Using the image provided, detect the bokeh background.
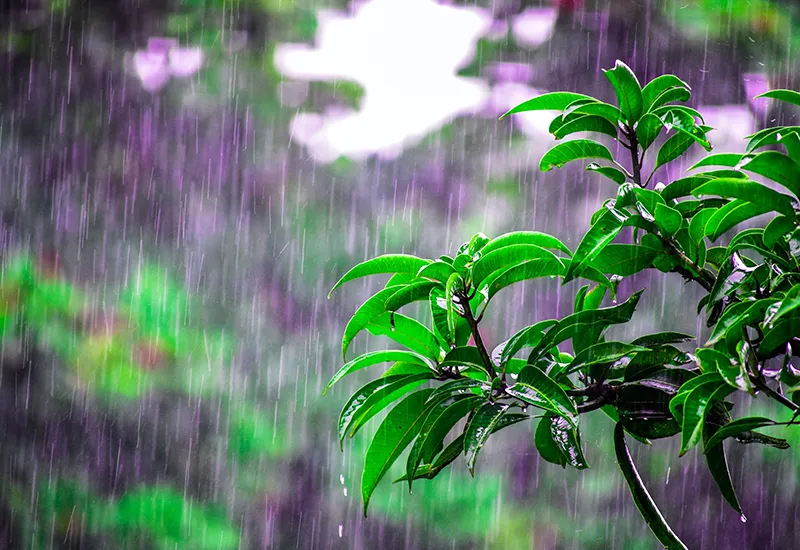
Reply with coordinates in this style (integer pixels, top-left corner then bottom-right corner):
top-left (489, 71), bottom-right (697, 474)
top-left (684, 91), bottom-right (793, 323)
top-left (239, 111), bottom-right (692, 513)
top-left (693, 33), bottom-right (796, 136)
top-left (2, 0), bottom-right (800, 548)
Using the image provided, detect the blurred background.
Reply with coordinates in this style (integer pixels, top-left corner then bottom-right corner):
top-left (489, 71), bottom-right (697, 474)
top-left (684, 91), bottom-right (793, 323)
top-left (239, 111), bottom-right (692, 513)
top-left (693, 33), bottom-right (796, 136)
top-left (2, 0), bottom-right (800, 548)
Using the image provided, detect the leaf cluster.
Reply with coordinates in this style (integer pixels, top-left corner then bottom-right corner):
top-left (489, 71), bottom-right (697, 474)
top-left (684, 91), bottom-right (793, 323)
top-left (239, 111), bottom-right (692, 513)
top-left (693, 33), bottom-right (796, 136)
top-left (328, 61), bottom-right (800, 548)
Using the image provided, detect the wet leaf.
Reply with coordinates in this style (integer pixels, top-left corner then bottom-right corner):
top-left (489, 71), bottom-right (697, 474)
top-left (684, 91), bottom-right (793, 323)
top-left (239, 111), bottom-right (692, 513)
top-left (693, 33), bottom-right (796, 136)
top-left (590, 244), bottom-right (659, 276)
top-left (362, 389), bottom-right (434, 516)
top-left (550, 416), bottom-right (589, 469)
top-left (500, 91), bottom-right (594, 119)
top-left (704, 422), bottom-right (743, 516)
top-left (384, 281), bottom-right (438, 311)
top-left (329, 254), bottom-right (430, 297)
top-left (471, 244), bottom-right (565, 287)
top-left (340, 373), bottom-right (433, 445)
top-left (756, 89), bottom-right (800, 108)
top-left (695, 348), bottom-right (753, 394)
top-left (480, 231), bottom-right (572, 257)
top-left (539, 140), bottom-right (614, 172)
top-left (705, 416), bottom-right (782, 450)
top-left (694, 179), bottom-right (796, 217)
top-left (604, 60), bottom-right (643, 123)
top-left (654, 203), bottom-right (682, 235)
top-left (586, 162), bottom-right (627, 184)
top-left (535, 415), bottom-right (567, 467)
top-left (508, 365), bottom-right (578, 427)
top-left (564, 208), bottom-right (625, 283)
top-left (553, 115), bottom-right (617, 140)
top-left (324, 350), bottom-right (433, 395)
top-left (464, 402), bottom-right (509, 475)
top-left (642, 74), bottom-right (691, 111)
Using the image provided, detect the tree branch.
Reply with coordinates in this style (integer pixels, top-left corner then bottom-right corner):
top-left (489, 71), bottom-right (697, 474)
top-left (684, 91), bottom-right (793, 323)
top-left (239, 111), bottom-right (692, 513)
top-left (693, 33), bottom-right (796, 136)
top-left (460, 292), bottom-right (498, 380)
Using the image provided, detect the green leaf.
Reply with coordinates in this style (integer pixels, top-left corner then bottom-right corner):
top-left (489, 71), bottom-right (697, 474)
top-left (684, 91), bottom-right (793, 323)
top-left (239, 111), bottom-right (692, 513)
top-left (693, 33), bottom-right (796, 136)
top-left (703, 421), bottom-right (743, 517)
top-left (464, 402), bottom-right (510, 475)
top-left (586, 162), bottom-right (627, 184)
top-left (535, 416), bottom-right (567, 467)
top-left (590, 244), bottom-right (659, 276)
top-left (362, 388), bottom-right (434, 516)
top-left (445, 273), bottom-right (464, 339)
top-left (499, 320), bottom-right (559, 367)
top-left (661, 175), bottom-right (717, 202)
top-left (342, 288), bottom-right (402, 359)
top-left (338, 375), bottom-right (421, 449)
top-left (699, 151), bottom-right (800, 198)
top-left (366, 312), bottom-right (442, 360)
top-left (654, 203), bottom-right (683, 235)
top-left (771, 284), bottom-right (800, 324)
top-left (480, 231), bottom-right (572, 257)
top-left (756, 89), bottom-right (800, 107)
top-left (759, 315), bottom-right (800, 357)
top-left (417, 260), bottom-right (456, 284)
top-left (694, 179), bottom-right (797, 217)
top-left (345, 373), bottom-right (435, 442)
top-left (324, 350), bottom-right (434, 395)
top-left (635, 113), bottom-right (664, 151)
top-left (705, 416), bottom-right (781, 450)
top-left (467, 232), bottom-right (491, 255)
top-left (642, 74), bottom-right (691, 111)
top-left (763, 215), bottom-right (796, 249)
top-left (540, 140), bottom-right (614, 172)
top-left (704, 200), bottom-right (772, 241)
top-left (480, 258), bottom-right (567, 302)
top-left (614, 423), bottom-right (689, 550)
top-left (529, 290), bottom-right (644, 365)
top-left (553, 115), bottom-right (617, 140)
top-left (564, 208), bottom-right (625, 283)
top-left (655, 131), bottom-right (696, 170)
top-left (688, 208), bottom-right (716, 245)
top-left (407, 395), bottom-right (485, 486)
top-left (500, 92), bottom-right (594, 119)
top-left (564, 100), bottom-right (625, 124)
top-left (471, 244), bottom-right (565, 287)
top-left (660, 109), bottom-right (711, 151)
top-left (706, 298), bottom-right (776, 347)
top-left (565, 341), bottom-right (649, 375)
top-left (440, 346), bottom-right (492, 378)
top-left (508, 365), bottom-right (578, 427)
top-left (695, 348), bottom-right (753, 394)
top-left (604, 60), bottom-right (643, 123)
top-left (679, 383), bottom-right (733, 456)
top-left (329, 255), bottom-right (430, 297)
top-left (669, 372), bottom-right (723, 422)
top-left (631, 332), bottom-right (694, 346)
top-left (384, 281), bottom-right (438, 311)
top-left (649, 87), bottom-right (692, 111)
top-left (549, 416), bottom-right (590, 469)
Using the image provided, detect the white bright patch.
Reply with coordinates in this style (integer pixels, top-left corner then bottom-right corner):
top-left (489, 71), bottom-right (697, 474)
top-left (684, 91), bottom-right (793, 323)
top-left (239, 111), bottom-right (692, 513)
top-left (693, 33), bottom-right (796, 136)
top-left (699, 105), bottom-right (755, 151)
top-left (129, 38), bottom-right (204, 93)
top-left (274, 0), bottom-right (492, 163)
top-left (512, 7), bottom-right (558, 49)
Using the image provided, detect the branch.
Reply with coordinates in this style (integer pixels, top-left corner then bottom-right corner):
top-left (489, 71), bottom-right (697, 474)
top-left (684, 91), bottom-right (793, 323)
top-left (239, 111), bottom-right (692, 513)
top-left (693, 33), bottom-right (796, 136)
top-left (624, 126), bottom-right (644, 188)
top-left (621, 126), bottom-right (716, 293)
top-left (460, 292), bottom-right (498, 380)
top-left (753, 375), bottom-right (800, 414)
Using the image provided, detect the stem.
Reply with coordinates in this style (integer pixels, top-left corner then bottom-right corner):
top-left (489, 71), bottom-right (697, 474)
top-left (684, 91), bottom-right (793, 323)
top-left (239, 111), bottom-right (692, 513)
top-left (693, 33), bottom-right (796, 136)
top-left (625, 126), bottom-right (644, 188)
top-left (460, 292), bottom-right (498, 380)
top-left (623, 126), bottom-right (716, 293)
top-left (577, 396), bottom-right (608, 414)
top-left (753, 375), bottom-right (800, 413)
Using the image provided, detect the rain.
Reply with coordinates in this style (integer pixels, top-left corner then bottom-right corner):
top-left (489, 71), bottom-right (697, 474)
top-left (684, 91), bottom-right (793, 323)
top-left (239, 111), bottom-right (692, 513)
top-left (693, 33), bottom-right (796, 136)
top-left (1, 0), bottom-right (799, 548)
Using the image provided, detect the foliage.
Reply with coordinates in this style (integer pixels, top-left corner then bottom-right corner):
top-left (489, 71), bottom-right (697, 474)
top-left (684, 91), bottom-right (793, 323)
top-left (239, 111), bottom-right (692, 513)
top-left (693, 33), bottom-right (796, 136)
top-left (328, 60), bottom-right (800, 548)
